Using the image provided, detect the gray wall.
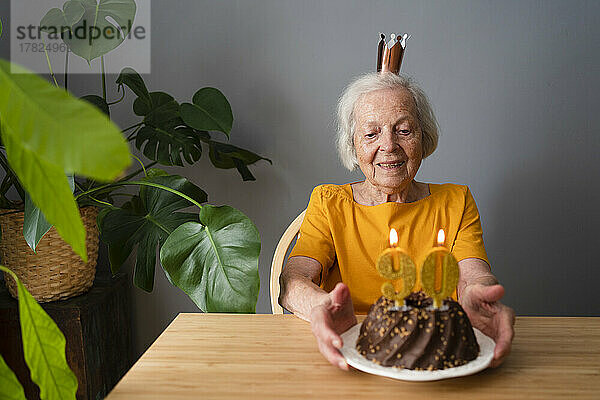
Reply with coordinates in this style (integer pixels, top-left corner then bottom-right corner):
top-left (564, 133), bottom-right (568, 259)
top-left (1, 0), bottom-right (599, 358)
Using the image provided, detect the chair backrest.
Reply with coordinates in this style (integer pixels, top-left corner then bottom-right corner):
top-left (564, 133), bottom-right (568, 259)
top-left (270, 209), bottom-right (306, 314)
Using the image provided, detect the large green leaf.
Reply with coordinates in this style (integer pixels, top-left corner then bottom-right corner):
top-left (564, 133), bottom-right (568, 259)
top-left (0, 267), bottom-right (77, 400)
top-left (160, 205), bottom-right (260, 313)
top-left (0, 353), bottom-right (26, 400)
top-left (61, 0), bottom-right (137, 62)
top-left (98, 173), bottom-right (207, 291)
top-left (0, 60), bottom-right (130, 259)
top-left (23, 176), bottom-right (74, 252)
top-left (180, 88), bottom-right (233, 138)
top-left (208, 140), bottom-right (272, 181)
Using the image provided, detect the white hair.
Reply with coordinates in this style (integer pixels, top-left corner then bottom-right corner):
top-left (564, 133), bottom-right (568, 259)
top-left (336, 72), bottom-right (439, 170)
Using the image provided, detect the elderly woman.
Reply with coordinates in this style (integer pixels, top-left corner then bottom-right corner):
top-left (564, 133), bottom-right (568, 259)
top-left (279, 72), bottom-right (515, 371)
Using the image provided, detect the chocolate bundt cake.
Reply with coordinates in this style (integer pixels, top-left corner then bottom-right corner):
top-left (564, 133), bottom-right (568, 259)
top-left (355, 292), bottom-right (480, 370)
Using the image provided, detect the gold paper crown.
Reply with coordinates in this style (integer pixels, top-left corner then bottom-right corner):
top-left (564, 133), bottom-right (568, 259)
top-left (377, 33), bottom-right (410, 74)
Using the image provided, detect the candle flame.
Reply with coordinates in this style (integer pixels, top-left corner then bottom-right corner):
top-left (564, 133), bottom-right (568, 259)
top-left (437, 229), bottom-right (445, 246)
top-left (389, 228), bottom-right (398, 247)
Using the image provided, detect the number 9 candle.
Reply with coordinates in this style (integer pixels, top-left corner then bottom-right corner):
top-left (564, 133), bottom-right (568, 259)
top-left (421, 229), bottom-right (459, 308)
top-left (375, 228), bottom-right (416, 307)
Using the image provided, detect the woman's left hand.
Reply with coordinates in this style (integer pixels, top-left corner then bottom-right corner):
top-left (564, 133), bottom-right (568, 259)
top-left (459, 284), bottom-right (515, 367)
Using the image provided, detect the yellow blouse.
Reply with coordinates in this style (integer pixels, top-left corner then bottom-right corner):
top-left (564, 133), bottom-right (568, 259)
top-left (288, 182), bottom-right (490, 314)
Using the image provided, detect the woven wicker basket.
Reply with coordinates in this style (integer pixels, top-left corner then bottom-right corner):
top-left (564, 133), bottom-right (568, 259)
top-left (0, 206), bottom-right (100, 302)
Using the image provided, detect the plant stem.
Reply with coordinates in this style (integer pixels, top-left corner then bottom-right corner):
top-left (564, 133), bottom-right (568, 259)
top-left (73, 157), bottom-right (158, 201)
top-left (76, 181), bottom-right (204, 210)
top-left (126, 125), bottom-right (142, 141)
top-left (0, 153), bottom-right (25, 202)
top-left (11, 175), bottom-right (25, 202)
top-left (0, 174), bottom-right (12, 195)
top-left (131, 154), bottom-right (148, 176)
top-left (88, 196), bottom-right (113, 207)
top-left (101, 55), bottom-right (106, 101)
top-left (119, 161), bottom-right (157, 182)
top-left (0, 155), bottom-right (23, 203)
top-left (132, 181), bottom-right (205, 209)
top-left (0, 265), bottom-right (17, 281)
top-left (108, 193), bottom-right (136, 197)
top-left (0, 175), bottom-right (20, 202)
top-left (42, 38), bottom-right (59, 87)
top-left (121, 122), bottom-right (143, 133)
top-left (107, 89), bottom-right (126, 106)
top-left (64, 48), bottom-right (69, 91)
top-left (74, 181), bottom-right (87, 194)
top-left (0, 151), bottom-right (11, 173)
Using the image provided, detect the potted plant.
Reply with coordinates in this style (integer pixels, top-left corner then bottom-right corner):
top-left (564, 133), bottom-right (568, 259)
top-left (0, 0), bottom-right (270, 312)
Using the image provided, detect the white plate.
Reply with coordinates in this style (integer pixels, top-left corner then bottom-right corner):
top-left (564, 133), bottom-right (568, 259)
top-left (339, 322), bottom-right (495, 381)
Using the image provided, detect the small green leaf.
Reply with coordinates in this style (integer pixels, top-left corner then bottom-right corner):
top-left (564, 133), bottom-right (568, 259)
top-left (180, 88), bottom-right (233, 137)
top-left (160, 205), bottom-right (260, 312)
top-left (116, 67), bottom-right (151, 109)
top-left (208, 140), bottom-right (272, 181)
top-left (24, 193), bottom-right (52, 252)
top-left (0, 353), bottom-right (26, 400)
top-left (0, 266), bottom-right (78, 400)
top-left (24, 176), bottom-right (74, 252)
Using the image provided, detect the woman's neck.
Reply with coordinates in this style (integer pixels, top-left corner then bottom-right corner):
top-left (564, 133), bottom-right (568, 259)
top-left (353, 180), bottom-right (428, 206)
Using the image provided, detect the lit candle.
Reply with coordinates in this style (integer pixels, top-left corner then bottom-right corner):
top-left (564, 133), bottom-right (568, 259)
top-left (420, 229), bottom-right (459, 308)
top-left (375, 228), bottom-right (416, 307)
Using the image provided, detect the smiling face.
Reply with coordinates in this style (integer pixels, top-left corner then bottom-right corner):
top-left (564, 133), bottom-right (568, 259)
top-left (353, 88), bottom-right (423, 194)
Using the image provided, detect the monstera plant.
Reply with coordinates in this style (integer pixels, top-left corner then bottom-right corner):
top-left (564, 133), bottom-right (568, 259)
top-left (79, 68), bottom-right (269, 312)
top-left (0, 0), bottom-right (271, 312)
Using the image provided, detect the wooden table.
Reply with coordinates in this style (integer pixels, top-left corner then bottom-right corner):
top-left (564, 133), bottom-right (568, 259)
top-left (107, 314), bottom-right (600, 399)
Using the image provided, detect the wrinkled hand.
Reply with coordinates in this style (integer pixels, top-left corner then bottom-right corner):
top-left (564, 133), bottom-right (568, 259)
top-left (309, 283), bottom-right (357, 370)
top-left (460, 284), bottom-right (515, 367)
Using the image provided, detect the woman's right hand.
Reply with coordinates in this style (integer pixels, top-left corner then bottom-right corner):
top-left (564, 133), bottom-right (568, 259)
top-left (309, 282), bottom-right (357, 370)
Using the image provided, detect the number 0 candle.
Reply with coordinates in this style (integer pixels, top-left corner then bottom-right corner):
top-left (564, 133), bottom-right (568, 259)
top-left (375, 228), bottom-right (416, 306)
top-left (421, 229), bottom-right (459, 308)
